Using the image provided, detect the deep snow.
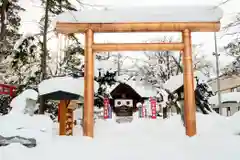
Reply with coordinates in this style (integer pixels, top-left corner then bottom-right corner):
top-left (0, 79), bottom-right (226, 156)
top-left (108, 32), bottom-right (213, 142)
top-left (1, 81), bottom-right (240, 160)
top-left (1, 111), bottom-right (240, 160)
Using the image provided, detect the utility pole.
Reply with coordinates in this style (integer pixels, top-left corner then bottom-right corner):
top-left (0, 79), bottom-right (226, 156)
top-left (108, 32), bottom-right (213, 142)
top-left (213, 32), bottom-right (222, 115)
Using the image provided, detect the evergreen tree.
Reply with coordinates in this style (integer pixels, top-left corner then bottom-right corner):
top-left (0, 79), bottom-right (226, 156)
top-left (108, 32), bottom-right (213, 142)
top-left (94, 70), bottom-right (117, 108)
top-left (9, 35), bottom-right (41, 93)
top-left (0, 0), bottom-right (25, 115)
top-left (0, 0), bottom-right (24, 79)
top-left (0, 0), bottom-right (24, 48)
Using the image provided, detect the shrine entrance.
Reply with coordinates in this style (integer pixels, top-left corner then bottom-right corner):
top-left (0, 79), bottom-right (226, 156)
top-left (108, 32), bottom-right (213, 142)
top-left (55, 6), bottom-right (223, 138)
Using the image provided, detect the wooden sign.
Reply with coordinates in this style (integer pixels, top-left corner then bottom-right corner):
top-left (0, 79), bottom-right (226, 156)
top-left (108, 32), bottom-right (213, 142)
top-left (114, 99), bottom-right (133, 117)
top-left (67, 100), bottom-right (79, 110)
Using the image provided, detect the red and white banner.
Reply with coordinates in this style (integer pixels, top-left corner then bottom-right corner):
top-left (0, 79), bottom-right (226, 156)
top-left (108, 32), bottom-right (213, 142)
top-left (103, 98), bottom-right (109, 119)
top-left (150, 97), bottom-right (157, 119)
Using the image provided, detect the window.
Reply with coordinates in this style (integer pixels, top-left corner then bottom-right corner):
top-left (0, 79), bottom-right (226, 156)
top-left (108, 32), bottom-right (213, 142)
top-left (227, 107), bottom-right (231, 116)
top-left (231, 86), bottom-right (240, 92)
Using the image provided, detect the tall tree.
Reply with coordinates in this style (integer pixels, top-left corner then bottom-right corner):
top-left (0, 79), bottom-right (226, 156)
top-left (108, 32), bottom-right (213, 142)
top-left (0, 0), bottom-right (25, 84)
top-left (38, 0), bottom-right (50, 114)
top-left (0, 0), bottom-right (10, 41)
top-left (37, 0), bottom-right (77, 113)
top-left (0, 0), bottom-right (24, 58)
top-left (0, 0), bottom-right (25, 115)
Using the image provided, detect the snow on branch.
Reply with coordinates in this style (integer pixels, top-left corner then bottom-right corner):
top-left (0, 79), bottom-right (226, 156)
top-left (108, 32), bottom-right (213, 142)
top-left (14, 33), bottom-right (35, 50)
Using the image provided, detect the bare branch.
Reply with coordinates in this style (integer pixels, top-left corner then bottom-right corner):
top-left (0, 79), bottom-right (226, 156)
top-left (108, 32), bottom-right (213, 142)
top-left (75, 0), bottom-right (107, 8)
top-left (216, 0), bottom-right (231, 7)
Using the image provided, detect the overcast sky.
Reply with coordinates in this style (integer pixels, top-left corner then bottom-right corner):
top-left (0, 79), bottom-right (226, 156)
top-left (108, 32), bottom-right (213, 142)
top-left (19, 0), bottom-right (240, 74)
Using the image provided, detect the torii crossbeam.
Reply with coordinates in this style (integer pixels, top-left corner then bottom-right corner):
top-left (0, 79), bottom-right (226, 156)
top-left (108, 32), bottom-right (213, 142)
top-left (55, 5), bottom-right (223, 138)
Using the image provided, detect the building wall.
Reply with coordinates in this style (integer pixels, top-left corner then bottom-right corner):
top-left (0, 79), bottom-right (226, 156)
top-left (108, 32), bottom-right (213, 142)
top-left (208, 75), bottom-right (240, 116)
top-left (212, 103), bottom-right (240, 116)
top-left (208, 75), bottom-right (240, 93)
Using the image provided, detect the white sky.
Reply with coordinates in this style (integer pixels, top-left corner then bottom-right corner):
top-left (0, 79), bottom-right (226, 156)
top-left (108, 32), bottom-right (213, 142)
top-left (19, 0), bottom-right (240, 74)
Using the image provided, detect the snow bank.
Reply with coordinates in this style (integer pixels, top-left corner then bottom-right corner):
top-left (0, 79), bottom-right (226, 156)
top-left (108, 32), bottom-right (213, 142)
top-left (2, 112), bottom-right (240, 160)
top-left (38, 76), bottom-right (99, 97)
top-left (10, 89), bottom-right (38, 115)
top-left (0, 110), bottom-right (240, 160)
top-left (2, 94), bottom-right (240, 160)
top-left (226, 111), bottom-right (240, 135)
top-left (55, 6), bottom-right (223, 24)
top-left (0, 89), bottom-right (53, 143)
top-left (0, 114), bottom-right (53, 143)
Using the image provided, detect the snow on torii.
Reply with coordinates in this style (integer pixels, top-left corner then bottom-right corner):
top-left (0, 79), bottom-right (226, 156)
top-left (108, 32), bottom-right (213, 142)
top-left (54, 5), bottom-right (223, 138)
top-left (54, 6), bottom-right (223, 33)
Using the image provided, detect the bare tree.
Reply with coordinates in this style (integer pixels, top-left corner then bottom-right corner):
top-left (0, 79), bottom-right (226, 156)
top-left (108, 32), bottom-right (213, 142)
top-left (133, 41), bottom-right (212, 86)
top-left (192, 44), bottom-right (213, 77)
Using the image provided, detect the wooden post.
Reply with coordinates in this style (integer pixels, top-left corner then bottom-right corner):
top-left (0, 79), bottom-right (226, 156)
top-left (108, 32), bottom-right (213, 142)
top-left (59, 100), bottom-right (67, 135)
top-left (66, 108), bottom-right (74, 136)
top-left (92, 43), bottom-right (184, 52)
top-left (83, 28), bottom-right (94, 137)
top-left (182, 29), bottom-right (197, 137)
top-left (58, 103), bottom-right (60, 122)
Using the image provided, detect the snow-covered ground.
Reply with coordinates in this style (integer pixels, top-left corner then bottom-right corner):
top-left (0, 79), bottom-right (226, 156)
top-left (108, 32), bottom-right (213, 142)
top-left (1, 111), bottom-right (240, 160)
top-left (1, 77), bottom-right (240, 160)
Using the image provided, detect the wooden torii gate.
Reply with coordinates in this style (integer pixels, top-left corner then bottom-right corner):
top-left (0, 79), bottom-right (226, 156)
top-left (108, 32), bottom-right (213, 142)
top-left (55, 6), bottom-right (223, 138)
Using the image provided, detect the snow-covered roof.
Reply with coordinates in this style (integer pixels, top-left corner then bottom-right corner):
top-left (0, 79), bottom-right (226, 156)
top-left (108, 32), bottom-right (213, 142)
top-left (163, 71), bottom-right (209, 93)
top-left (163, 74), bottom-right (184, 93)
top-left (209, 92), bottom-right (240, 105)
top-left (126, 80), bottom-right (157, 98)
top-left (55, 6), bottom-right (223, 23)
top-left (38, 76), bottom-right (99, 97)
top-left (108, 77), bottom-right (157, 98)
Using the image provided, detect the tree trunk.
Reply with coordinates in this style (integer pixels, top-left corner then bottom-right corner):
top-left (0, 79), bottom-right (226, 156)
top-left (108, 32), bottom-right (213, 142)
top-left (166, 51), bottom-right (170, 79)
top-left (174, 54), bottom-right (183, 74)
top-left (117, 53), bottom-right (121, 76)
top-left (39, 0), bottom-right (49, 114)
top-left (163, 107), bottom-right (168, 119)
top-left (0, 0), bottom-right (10, 57)
top-left (0, 0), bottom-right (9, 41)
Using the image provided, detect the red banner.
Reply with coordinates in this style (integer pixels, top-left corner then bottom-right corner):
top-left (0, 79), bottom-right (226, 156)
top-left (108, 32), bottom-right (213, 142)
top-left (150, 97), bottom-right (157, 119)
top-left (103, 98), bottom-right (109, 119)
